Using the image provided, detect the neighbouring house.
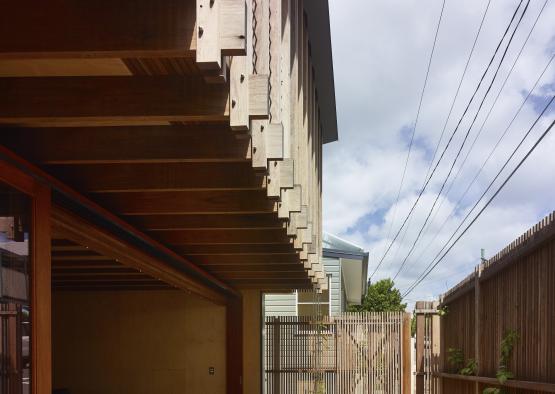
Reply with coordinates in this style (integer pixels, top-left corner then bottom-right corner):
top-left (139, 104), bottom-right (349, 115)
top-left (0, 1), bottom-right (337, 394)
top-left (264, 233), bottom-right (369, 317)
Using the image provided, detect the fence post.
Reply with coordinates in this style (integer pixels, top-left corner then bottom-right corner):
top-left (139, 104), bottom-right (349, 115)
top-left (415, 301), bottom-right (441, 394)
top-left (415, 302), bottom-right (426, 394)
top-left (402, 313), bottom-right (412, 394)
top-left (272, 316), bottom-right (280, 394)
top-left (474, 263), bottom-right (483, 394)
top-left (431, 301), bottom-right (441, 394)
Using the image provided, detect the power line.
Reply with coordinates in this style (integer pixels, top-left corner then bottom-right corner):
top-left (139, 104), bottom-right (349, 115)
top-left (379, 0), bottom-right (493, 278)
top-left (403, 96), bottom-right (555, 298)
top-left (380, 0), bottom-right (447, 264)
top-left (371, 0), bottom-right (525, 280)
top-left (392, 0), bottom-right (531, 281)
top-left (403, 5), bottom-right (552, 276)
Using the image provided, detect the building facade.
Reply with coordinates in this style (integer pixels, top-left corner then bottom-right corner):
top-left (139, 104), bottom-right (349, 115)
top-left (0, 1), bottom-right (337, 393)
top-left (264, 233), bottom-right (369, 317)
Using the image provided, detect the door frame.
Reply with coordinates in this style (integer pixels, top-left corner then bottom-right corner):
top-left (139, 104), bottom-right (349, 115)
top-left (0, 158), bottom-right (51, 394)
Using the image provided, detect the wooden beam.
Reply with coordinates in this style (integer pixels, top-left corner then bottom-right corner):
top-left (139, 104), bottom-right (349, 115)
top-left (217, 271), bottom-right (307, 280)
top-left (0, 125), bottom-right (250, 164)
top-left (97, 190), bottom-right (275, 215)
top-left (172, 243), bottom-right (295, 255)
top-left (44, 162), bottom-right (265, 192)
top-left (0, 0), bottom-right (245, 59)
top-left (150, 228), bottom-right (290, 245)
top-left (226, 296), bottom-right (243, 394)
top-left (188, 253), bottom-right (300, 265)
top-left (126, 213), bottom-right (283, 230)
top-left (51, 206), bottom-right (231, 304)
top-left (0, 76), bottom-right (229, 126)
top-left (52, 284), bottom-right (173, 291)
top-left (234, 282), bottom-right (312, 290)
top-left (437, 373), bottom-right (555, 392)
top-left (203, 264), bottom-right (304, 272)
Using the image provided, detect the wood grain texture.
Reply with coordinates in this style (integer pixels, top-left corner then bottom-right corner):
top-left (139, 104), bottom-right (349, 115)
top-left (0, 76), bottom-right (229, 125)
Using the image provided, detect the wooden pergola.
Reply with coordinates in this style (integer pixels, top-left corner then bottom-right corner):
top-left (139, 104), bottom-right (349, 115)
top-left (0, 1), bottom-right (339, 393)
top-left (0, 0), bottom-right (337, 297)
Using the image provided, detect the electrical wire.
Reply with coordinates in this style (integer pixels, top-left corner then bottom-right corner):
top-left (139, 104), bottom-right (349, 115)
top-left (403, 96), bottom-right (555, 298)
top-left (406, 0), bottom-right (551, 271)
top-left (380, 0), bottom-right (447, 265)
top-left (392, 0), bottom-right (531, 281)
top-left (371, 0), bottom-right (525, 280)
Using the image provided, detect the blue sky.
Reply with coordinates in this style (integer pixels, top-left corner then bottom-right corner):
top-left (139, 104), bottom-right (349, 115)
top-left (324, 0), bottom-right (555, 307)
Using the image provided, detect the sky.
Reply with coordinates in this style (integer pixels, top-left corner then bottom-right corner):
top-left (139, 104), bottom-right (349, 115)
top-left (324, 0), bottom-right (555, 308)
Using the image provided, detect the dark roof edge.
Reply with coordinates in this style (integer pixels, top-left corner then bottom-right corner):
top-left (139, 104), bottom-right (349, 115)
top-left (304, 0), bottom-right (338, 144)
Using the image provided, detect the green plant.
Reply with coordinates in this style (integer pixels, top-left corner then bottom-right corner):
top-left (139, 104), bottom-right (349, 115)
top-left (499, 330), bottom-right (519, 367)
top-left (460, 358), bottom-right (477, 376)
top-left (447, 348), bottom-right (464, 372)
top-left (437, 305), bottom-right (449, 316)
top-left (483, 329), bottom-right (520, 393)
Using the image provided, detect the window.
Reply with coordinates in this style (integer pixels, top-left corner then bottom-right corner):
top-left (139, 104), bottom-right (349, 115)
top-left (296, 276), bottom-right (331, 317)
top-left (1, 182), bottom-right (32, 393)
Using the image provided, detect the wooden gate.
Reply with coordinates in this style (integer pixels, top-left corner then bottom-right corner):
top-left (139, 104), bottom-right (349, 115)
top-left (264, 312), bottom-right (411, 393)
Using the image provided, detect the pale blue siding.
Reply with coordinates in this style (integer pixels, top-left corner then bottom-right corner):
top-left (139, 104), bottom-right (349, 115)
top-left (264, 293), bottom-right (296, 316)
top-left (264, 257), bottom-right (346, 316)
top-left (323, 257), bottom-right (342, 316)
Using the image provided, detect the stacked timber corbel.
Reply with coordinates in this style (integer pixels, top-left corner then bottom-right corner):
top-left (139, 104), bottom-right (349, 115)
top-left (0, 0), bottom-right (327, 291)
top-left (223, 0), bottom-right (327, 290)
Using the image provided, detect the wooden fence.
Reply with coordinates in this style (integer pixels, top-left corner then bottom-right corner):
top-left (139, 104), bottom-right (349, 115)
top-left (264, 312), bottom-right (411, 393)
top-left (416, 211), bottom-right (555, 394)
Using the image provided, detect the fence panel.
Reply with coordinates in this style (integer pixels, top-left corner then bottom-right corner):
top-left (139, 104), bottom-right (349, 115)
top-left (264, 312), bottom-right (410, 393)
top-left (416, 211), bottom-right (555, 394)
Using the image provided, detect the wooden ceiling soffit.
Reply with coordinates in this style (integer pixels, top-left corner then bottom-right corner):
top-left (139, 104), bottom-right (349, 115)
top-left (0, 126), bottom-right (251, 164)
top-left (51, 206), bottom-right (229, 304)
top-left (94, 190), bottom-right (276, 215)
top-left (126, 213), bottom-right (283, 231)
top-left (0, 76), bottom-right (229, 126)
top-left (171, 243), bottom-right (296, 255)
top-left (0, 0), bottom-right (245, 59)
top-left (42, 162), bottom-right (265, 192)
top-left (149, 228), bottom-right (290, 245)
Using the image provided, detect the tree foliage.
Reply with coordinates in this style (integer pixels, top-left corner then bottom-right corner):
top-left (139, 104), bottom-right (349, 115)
top-left (348, 278), bottom-right (407, 312)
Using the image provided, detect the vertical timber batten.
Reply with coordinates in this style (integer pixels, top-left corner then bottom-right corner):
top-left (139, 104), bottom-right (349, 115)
top-left (0, 158), bottom-right (52, 394)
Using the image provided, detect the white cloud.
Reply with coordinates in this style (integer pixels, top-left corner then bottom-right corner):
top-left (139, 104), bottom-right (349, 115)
top-left (324, 0), bottom-right (555, 308)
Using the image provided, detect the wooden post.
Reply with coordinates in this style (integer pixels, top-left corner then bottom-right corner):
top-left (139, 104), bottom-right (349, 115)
top-left (273, 316), bottom-right (281, 394)
top-left (402, 313), bottom-right (412, 394)
top-left (474, 263), bottom-right (483, 394)
top-left (431, 301), bottom-right (441, 394)
top-left (226, 296), bottom-right (243, 394)
top-left (415, 302), bottom-right (426, 394)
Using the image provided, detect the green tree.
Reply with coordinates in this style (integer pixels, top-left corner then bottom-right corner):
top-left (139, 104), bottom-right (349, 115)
top-left (348, 278), bottom-right (407, 312)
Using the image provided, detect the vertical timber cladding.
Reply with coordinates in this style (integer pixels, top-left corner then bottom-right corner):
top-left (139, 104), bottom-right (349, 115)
top-left (416, 211), bottom-right (555, 393)
top-left (264, 312), bottom-right (411, 393)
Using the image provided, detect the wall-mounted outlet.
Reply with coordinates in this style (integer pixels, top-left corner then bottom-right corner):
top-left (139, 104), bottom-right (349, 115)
top-left (209, 367), bottom-right (215, 375)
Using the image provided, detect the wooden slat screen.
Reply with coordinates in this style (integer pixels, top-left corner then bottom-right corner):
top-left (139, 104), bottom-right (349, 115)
top-left (264, 312), bottom-right (409, 393)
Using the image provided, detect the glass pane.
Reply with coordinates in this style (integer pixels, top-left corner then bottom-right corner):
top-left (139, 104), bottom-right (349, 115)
top-left (297, 290), bottom-right (329, 303)
top-left (298, 304), bottom-right (329, 317)
top-left (0, 182), bottom-right (31, 394)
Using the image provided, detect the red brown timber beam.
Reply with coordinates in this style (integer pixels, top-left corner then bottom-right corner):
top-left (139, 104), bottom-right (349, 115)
top-left (0, 76), bottom-right (229, 126)
top-left (171, 243), bottom-right (296, 255)
top-left (43, 162), bottom-right (265, 192)
top-left (126, 213), bottom-right (283, 230)
top-left (94, 190), bottom-right (276, 215)
top-left (0, 145), bottom-right (238, 304)
top-left (187, 254), bottom-right (300, 265)
top-left (202, 264), bottom-right (305, 273)
top-left (0, 0), bottom-right (245, 59)
top-left (0, 126), bottom-right (251, 164)
top-left (149, 228), bottom-right (290, 245)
